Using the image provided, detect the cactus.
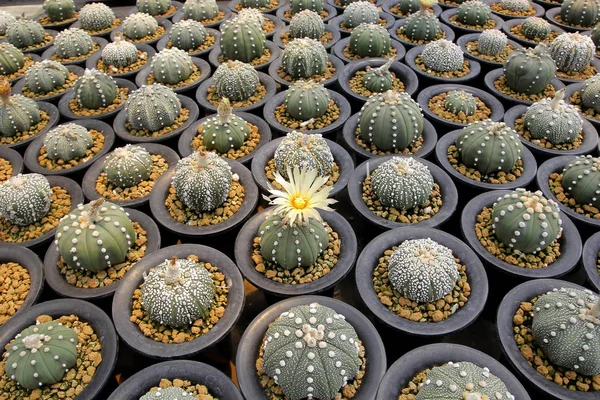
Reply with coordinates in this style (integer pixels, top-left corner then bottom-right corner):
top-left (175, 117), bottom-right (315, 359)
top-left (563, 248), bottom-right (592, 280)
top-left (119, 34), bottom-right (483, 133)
top-left (520, 17), bottom-right (551, 41)
top-left (0, 80), bottom-right (41, 137)
top-left (202, 98), bottom-right (251, 153)
top-left (103, 145), bottom-right (153, 188)
top-left (416, 362), bottom-right (514, 400)
top-left (56, 199), bottom-right (135, 272)
top-left (499, 0), bottom-right (531, 11)
top-left (236, 8), bottom-right (265, 26)
top-left (492, 189), bottom-right (562, 253)
top-left (371, 157), bottom-right (434, 210)
top-left (73, 69), bottom-right (118, 109)
top-left (43, 123), bottom-right (93, 162)
top-left (550, 33), bottom-right (595, 73)
top-left (78, 3), bottom-right (116, 32)
top-left (396, 0), bottom-right (422, 15)
top-left (24, 60), bottom-right (70, 94)
top-left (0, 43), bottom-right (25, 76)
top-left (274, 131), bottom-right (334, 179)
top-left (388, 238), bottom-right (459, 303)
top-left (101, 34), bottom-right (139, 68)
top-left (53, 28), bottom-right (94, 59)
top-left (0, 11), bottom-right (16, 37)
top-left (401, 0), bottom-right (441, 42)
top-left (524, 89), bottom-right (583, 145)
top-left (183, 0), bottom-right (220, 21)
top-left (6, 15), bottom-right (47, 49)
top-left (213, 60), bottom-right (259, 102)
top-left (358, 90), bottom-right (423, 152)
top-left (281, 38), bottom-right (328, 79)
top-left (456, 0), bottom-right (492, 26)
top-left (592, 22), bottom-right (600, 50)
top-left (477, 29), bottom-right (507, 57)
top-left (289, 10), bottom-right (325, 39)
top-left (445, 90), bottom-right (477, 116)
top-left (141, 256), bottom-right (216, 327)
top-left (126, 84), bottom-right (182, 132)
top-left (504, 45), bottom-right (557, 95)
top-left (0, 173), bottom-right (51, 226)
top-left (219, 16), bottom-right (266, 63)
top-left (150, 48), bottom-right (194, 85)
top-left (122, 13), bottom-right (159, 41)
top-left (172, 151), bottom-right (232, 212)
top-left (560, 0), bottom-right (600, 28)
top-left (284, 80), bottom-right (330, 120)
top-left (137, 0), bottom-right (173, 16)
top-left (4, 321), bottom-right (78, 390)
top-left (240, 0), bottom-right (271, 8)
top-left (342, 1), bottom-right (380, 29)
top-left (349, 23), bottom-right (391, 57)
top-left (262, 303), bottom-right (361, 400)
top-left (421, 39), bottom-right (464, 72)
top-left (456, 121), bottom-right (523, 175)
top-left (169, 20), bottom-right (207, 51)
top-left (291, 0), bottom-right (324, 13)
top-left (561, 155), bottom-right (600, 209)
top-left (140, 387), bottom-right (193, 400)
top-left (580, 74), bottom-right (600, 112)
top-left (362, 58), bottom-right (394, 92)
top-left (43, 0), bottom-right (76, 22)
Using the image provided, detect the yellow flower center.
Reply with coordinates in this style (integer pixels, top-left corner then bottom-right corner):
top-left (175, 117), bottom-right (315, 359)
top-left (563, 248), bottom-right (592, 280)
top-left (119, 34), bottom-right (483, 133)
top-left (291, 194), bottom-right (309, 209)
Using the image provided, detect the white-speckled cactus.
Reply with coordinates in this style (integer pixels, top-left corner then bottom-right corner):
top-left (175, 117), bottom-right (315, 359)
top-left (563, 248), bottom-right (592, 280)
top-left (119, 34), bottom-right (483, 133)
top-left (137, 0), bottom-right (173, 16)
top-left (6, 15), bottom-right (46, 49)
top-left (456, 0), bottom-right (492, 26)
top-left (73, 69), bottom-right (118, 109)
top-left (78, 3), bottom-right (116, 32)
top-left (169, 20), bottom-right (207, 51)
top-left (281, 38), bottom-right (328, 79)
top-left (183, 0), bottom-right (220, 21)
top-left (421, 39), bottom-right (464, 72)
top-left (0, 43), bottom-right (25, 76)
top-left (445, 90), bottom-right (477, 116)
top-left (580, 73), bottom-right (600, 112)
top-left (202, 98), bottom-right (250, 153)
top-left (388, 238), bottom-right (459, 302)
top-left (24, 59), bottom-right (70, 94)
top-left (103, 145), bottom-right (153, 188)
top-left (240, 0), bottom-right (271, 8)
top-left (289, 10), bottom-right (325, 39)
top-left (561, 155), bottom-right (600, 209)
top-left (401, 0), bottom-right (441, 42)
top-left (150, 48), bottom-right (194, 85)
top-left (284, 80), bottom-right (330, 120)
top-left (101, 34), bottom-right (139, 69)
top-left (550, 33), bottom-right (595, 73)
top-left (219, 14), bottom-right (266, 63)
top-left (262, 303), bottom-right (361, 400)
top-left (274, 131), bottom-right (334, 179)
top-left (140, 387), bottom-right (193, 400)
top-left (213, 60), bottom-right (259, 102)
top-left (0, 173), bottom-right (51, 226)
top-left (362, 58), bottom-right (395, 92)
top-left (0, 80), bottom-right (41, 137)
top-left (126, 84), bottom-right (182, 132)
top-left (500, 0), bottom-right (531, 11)
top-left (0, 11), bottom-right (16, 37)
top-left (349, 23), bottom-right (392, 57)
top-left (520, 16), bottom-right (551, 41)
top-left (236, 8), bottom-right (266, 26)
top-left (43, 123), bottom-right (93, 162)
top-left (560, 0), bottom-right (600, 28)
top-left (291, 0), bottom-right (324, 13)
top-left (477, 29), bottom-right (507, 57)
top-left (524, 88), bottom-right (583, 144)
top-left (122, 13), bottom-right (158, 41)
top-left (342, 1), bottom-right (379, 28)
top-left (54, 28), bottom-right (94, 59)
top-left (43, 0), bottom-right (76, 22)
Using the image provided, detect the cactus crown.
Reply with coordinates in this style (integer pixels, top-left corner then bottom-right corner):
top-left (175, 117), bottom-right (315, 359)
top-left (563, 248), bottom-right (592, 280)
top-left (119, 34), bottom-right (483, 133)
top-left (550, 32), bottom-right (595, 73)
top-left (500, 0), bottom-right (531, 11)
top-left (150, 47), bottom-right (194, 85)
top-left (183, 0), bottom-right (219, 20)
top-left (560, 0), bottom-right (600, 28)
top-left (6, 15), bottom-right (46, 49)
top-left (43, 0), bottom-right (76, 22)
top-left (212, 60), bottom-right (259, 102)
top-left (503, 44), bottom-right (557, 95)
top-left (126, 84), bottom-right (182, 132)
top-left (445, 90), bottom-right (477, 116)
top-left (456, 0), bottom-right (492, 26)
top-left (349, 23), bottom-right (392, 57)
top-left (202, 98), bottom-right (251, 153)
top-left (289, 9), bottom-right (325, 39)
top-left (477, 29), bottom-right (507, 57)
top-left (78, 2), bottom-right (116, 32)
top-left (401, 0), bottom-right (440, 42)
top-left (236, 7), bottom-right (265, 25)
top-left (43, 123), bottom-right (93, 162)
top-left (421, 39), bottom-right (464, 72)
top-left (0, 11), bottom-right (16, 36)
top-left (274, 130), bottom-right (334, 180)
top-left (103, 144), bottom-right (153, 188)
top-left (168, 19), bottom-right (207, 51)
top-left (0, 43), bottom-right (25, 76)
top-left (561, 155), bottom-right (600, 209)
top-left (219, 13), bottom-right (266, 63)
top-left (101, 34), bottom-right (139, 68)
top-left (24, 59), bottom-right (70, 94)
top-left (54, 28), bottom-right (94, 59)
top-left (342, 1), bottom-right (379, 28)
top-left (122, 12), bottom-right (159, 40)
top-left (579, 73), bottom-right (600, 113)
top-left (73, 68), bottom-right (118, 109)
top-left (136, 0), bottom-right (173, 16)
top-left (281, 37), bottom-right (328, 79)
top-left (284, 80), bottom-right (331, 121)
top-left (362, 58), bottom-right (395, 92)
top-left (520, 16), bottom-right (551, 40)
top-left (0, 173), bottom-right (52, 226)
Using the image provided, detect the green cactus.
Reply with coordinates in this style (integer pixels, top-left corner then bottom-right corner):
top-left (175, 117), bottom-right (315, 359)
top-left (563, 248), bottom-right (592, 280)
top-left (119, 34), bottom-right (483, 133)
top-left (150, 48), bottom-right (194, 85)
top-left (400, 1), bottom-right (441, 42)
top-left (560, 0), bottom-right (600, 28)
top-left (456, 0), bottom-right (492, 26)
top-left (362, 58), bottom-right (394, 93)
top-left (456, 121), bottom-right (523, 175)
top-left (213, 60), bottom-right (259, 102)
top-left (141, 256), bottom-right (216, 327)
top-left (43, 0), bottom-right (76, 22)
top-left (396, 0), bottom-right (422, 15)
top-left (421, 39), bottom-right (464, 72)
top-left (342, 1), bottom-right (380, 29)
top-left (0, 173), bottom-right (51, 226)
top-left (291, 0), bottom-right (324, 13)
top-left (274, 131), bottom-right (334, 179)
top-left (78, 3), bottom-right (116, 32)
top-left (371, 157), bottom-right (434, 209)
top-left (6, 16), bottom-right (47, 49)
top-left (240, 0), bottom-right (271, 8)
top-left (202, 98), bottom-right (250, 153)
top-left (169, 20), bottom-right (207, 51)
top-left (500, 0), bottom-right (531, 11)
top-left (183, 0), bottom-right (220, 21)
top-left (54, 28), bottom-right (94, 59)
top-left (101, 34), bottom-right (139, 69)
top-left (445, 90), bottom-right (477, 116)
top-left (520, 17), bottom-right (551, 41)
top-left (358, 90), bottom-right (423, 152)
top-left (24, 60), bottom-right (70, 94)
top-left (122, 13), bottom-right (159, 41)
top-left (532, 287), bottom-right (600, 376)
top-left (289, 10), bottom-right (325, 39)
top-left (579, 74), bottom-right (600, 112)
top-left (126, 84), bottom-right (182, 132)
top-left (349, 23), bottom-right (391, 57)
top-left (137, 0), bottom-right (173, 16)
top-left (43, 123), bottom-right (93, 162)
top-left (592, 22), bottom-right (600, 50)
top-left (284, 80), bottom-right (330, 120)
top-left (550, 33), bottom-right (595, 73)
top-left (0, 11), bottom-right (16, 37)
top-left (561, 155), bottom-right (600, 209)
top-left (140, 387), bottom-right (193, 400)
top-left (477, 29), bottom-right (507, 57)
top-left (103, 145), bottom-right (153, 188)
top-left (219, 15), bottom-right (266, 63)
top-left (0, 80), bottom-right (41, 137)
top-left (388, 238), bottom-right (459, 302)
top-left (0, 43), bottom-right (25, 76)
top-left (503, 45), bottom-right (557, 95)
top-left (281, 38), bottom-right (328, 79)
top-left (492, 188), bottom-right (562, 253)
top-left (4, 321), bottom-right (78, 390)
top-left (73, 69), bottom-right (118, 109)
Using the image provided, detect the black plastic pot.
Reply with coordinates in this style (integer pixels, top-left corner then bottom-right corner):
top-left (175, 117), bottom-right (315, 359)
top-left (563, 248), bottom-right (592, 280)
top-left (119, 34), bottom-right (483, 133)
top-left (36, 9), bottom-right (80, 30)
top-left (70, 14), bottom-right (124, 38)
top-left (382, 0), bottom-right (443, 18)
top-left (502, 17), bottom-right (566, 47)
top-left (86, 42), bottom-right (155, 79)
top-left (110, 18), bottom-right (172, 46)
top-left (58, 78), bottom-right (137, 121)
top-left (533, 0), bottom-right (561, 9)
top-left (10, 29), bottom-right (58, 54)
top-left (41, 36), bottom-right (108, 66)
top-left (0, 146), bottom-right (23, 179)
top-left (208, 40), bottom-right (280, 70)
top-left (329, 13), bottom-right (395, 36)
top-left (4, 101), bottom-right (60, 151)
top-left (149, 159), bottom-right (259, 238)
top-left (106, 360), bottom-right (243, 400)
top-left (112, 94), bottom-right (199, 143)
top-left (484, 68), bottom-right (566, 106)
top-left (0, 298), bottom-right (118, 399)
top-left (564, 82), bottom-right (600, 131)
top-left (489, 0), bottom-right (545, 18)
top-left (81, 143), bottom-right (180, 208)
top-left (156, 28), bottom-right (220, 57)
top-left (546, 7), bottom-right (593, 32)
top-left (582, 231), bottom-right (600, 292)
top-left (268, 53), bottom-right (345, 88)
top-left (135, 57), bottom-right (210, 94)
top-left (348, 155), bottom-right (458, 230)
top-left (376, 343), bottom-right (531, 400)
top-left (405, 45), bottom-right (482, 84)
top-left (227, 0), bottom-right (284, 13)
top-left (12, 65), bottom-right (84, 103)
top-left (276, 3), bottom-right (338, 23)
top-left (332, 37), bottom-right (406, 64)
top-left (389, 19), bottom-right (456, 49)
top-left (441, 8), bottom-right (504, 33)
top-left (171, 6), bottom-right (232, 28)
top-left (128, 1), bottom-right (183, 19)
top-left (178, 111), bottom-right (272, 166)
top-left (272, 25), bottom-right (341, 51)
top-left (6, 53), bottom-right (40, 84)
top-left (457, 32), bottom-right (523, 68)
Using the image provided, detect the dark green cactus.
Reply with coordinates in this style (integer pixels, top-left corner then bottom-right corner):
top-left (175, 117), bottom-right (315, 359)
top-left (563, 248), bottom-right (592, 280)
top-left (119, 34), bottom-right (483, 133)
top-left (6, 15), bottom-right (46, 49)
top-left (284, 80), bottom-right (330, 120)
top-left (43, 0), bottom-right (76, 22)
top-left (137, 0), bottom-right (173, 16)
top-left (456, 0), bottom-right (492, 26)
top-left (140, 387), bottom-right (192, 400)
top-left (401, 0), bottom-right (441, 42)
top-left (150, 48), bottom-right (194, 85)
top-left (43, 123), bottom-right (93, 162)
top-left (396, 0), bottom-right (421, 15)
top-left (349, 23), bottom-right (391, 57)
top-left (580, 73), bottom-right (600, 112)
top-left (503, 45), bottom-right (557, 95)
top-left (560, 0), bottom-right (600, 28)
top-left (241, 0), bottom-right (271, 8)
top-left (73, 69), bottom-right (118, 109)
top-left (101, 34), bottom-right (139, 69)
top-left (371, 157), bottom-right (434, 209)
top-left (169, 20), bottom-right (207, 51)
top-left (202, 98), bottom-right (250, 153)
top-left (0, 80), bottom-right (41, 137)
top-left (24, 59), bottom-right (70, 94)
top-left (362, 58), bottom-right (394, 93)
top-left (520, 17), bottom-right (551, 41)
top-left (445, 90), bottom-right (477, 116)
top-left (183, 0), bottom-right (220, 21)
top-left (291, 0), bottom-right (324, 13)
top-left (550, 33), bottom-right (595, 73)
top-left (342, 1), bottom-right (379, 28)
top-left (0, 11), bottom-right (16, 37)
top-left (78, 3), bottom-right (116, 32)
top-left (213, 60), bottom-right (259, 102)
top-left (0, 43), bottom-right (26, 76)
top-left (0, 173), bottom-right (51, 226)
top-left (477, 29), bottom-right (507, 57)
top-left (281, 38), bottom-right (328, 79)
top-left (54, 28), bottom-right (94, 59)
top-left (103, 144), bottom-right (153, 188)
top-left (122, 12), bottom-right (159, 41)
top-left (126, 84), bottom-right (182, 132)
top-left (524, 88), bottom-right (583, 144)
top-left (274, 130), bottom-right (334, 179)
top-left (219, 14), bottom-right (266, 63)
top-left (289, 10), bottom-right (325, 39)
top-left (561, 155), bottom-right (600, 209)
top-left (421, 39), bottom-right (464, 72)
top-left (592, 22), bottom-right (600, 50)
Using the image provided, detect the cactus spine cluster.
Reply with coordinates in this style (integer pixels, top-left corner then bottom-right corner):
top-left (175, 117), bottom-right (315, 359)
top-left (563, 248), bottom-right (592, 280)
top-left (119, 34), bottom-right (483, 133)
top-left (579, 73), bottom-right (600, 112)
top-left (183, 0), bottom-right (220, 21)
top-left (0, 80), bottom-right (41, 137)
top-left (349, 23), bottom-right (392, 57)
top-left (524, 89), bottom-right (583, 144)
top-left (503, 45), bottom-right (557, 95)
top-left (104, 145), bottom-right (153, 188)
top-left (202, 98), bottom-right (250, 153)
top-left (274, 131), bottom-right (334, 179)
top-left (213, 60), bottom-right (259, 102)
top-left (122, 12), bottom-right (159, 41)
top-left (150, 48), bottom-right (195, 85)
top-left (362, 58), bottom-right (394, 92)
top-left (101, 34), bottom-right (139, 69)
top-left (477, 29), bottom-right (507, 57)
top-left (126, 84), bottom-right (182, 132)
top-left (445, 90), bottom-right (477, 116)
top-left (78, 3), bottom-right (116, 32)
top-left (550, 33), bottom-right (595, 73)
top-left (54, 28), bottom-right (95, 59)
top-left (0, 43), bottom-right (26, 76)
top-left (24, 59), bottom-right (70, 94)
top-left (560, 0), bottom-right (600, 28)
top-left (0, 11), bottom-right (16, 37)
top-left (137, 0), bottom-right (173, 16)
top-left (421, 39), bottom-right (464, 72)
top-left (561, 155), bottom-right (600, 209)
top-left (169, 20), bottom-right (207, 51)
top-left (499, 0), bottom-right (531, 11)
top-left (219, 13), bottom-right (266, 63)
top-left (401, 0), bottom-right (441, 42)
top-left (289, 10), bottom-right (325, 39)
top-left (6, 16), bottom-right (47, 49)
top-left (281, 38), bottom-right (328, 79)
top-left (236, 8), bottom-right (265, 26)
top-left (342, 1), bottom-right (380, 28)
top-left (73, 69), bottom-right (118, 109)
top-left (140, 387), bottom-right (193, 400)
top-left (456, 0), bottom-right (492, 26)
top-left (284, 80), bottom-right (330, 120)
top-left (0, 173), bottom-right (51, 226)
top-left (43, 123), bottom-right (93, 162)
top-left (291, 0), bottom-right (324, 14)
top-left (43, 0), bottom-right (76, 22)
top-left (520, 17), bottom-right (551, 41)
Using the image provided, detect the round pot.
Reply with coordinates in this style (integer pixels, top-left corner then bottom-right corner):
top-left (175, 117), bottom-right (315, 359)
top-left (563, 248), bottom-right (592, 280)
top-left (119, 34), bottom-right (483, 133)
top-left (149, 159), bottom-right (259, 237)
top-left (12, 65), bottom-right (84, 103)
top-left (135, 57), bottom-right (210, 94)
top-left (36, 9), bottom-right (81, 30)
top-left (440, 8), bottom-right (504, 34)
top-left (128, 1), bottom-right (183, 20)
top-left (7, 29), bottom-right (58, 54)
top-left (112, 94), bottom-right (199, 143)
top-left (227, 0), bottom-right (284, 14)
top-left (484, 68), bottom-right (566, 106)
top-left (276, 3), bottom-right (338, 23)
top-left (272, 25), bottom-right (341, 51)
top-left (155, 28), bottom-right (220, 57)
top-left (41, 36), bottom-right (108, 66)
top-left (208, 40), bottom-right (281, 70)
top-left (106, 360), bottom-right (243, 400)
top-left (457, 32), bottom-right (523, 68)
top-left (195, 71), bottom-right (277, 114)
top-left (112, 243), bottom-right (244, 359)
top-left (43, 208), bottom-right (161, 301)
top-left (0, 298), bottom-right (118, 399)
top-left (6, 53), bottom-right (41, 84)
top-left (263, 89), bottom-right (352, 136)
top-left (86, 42), bottom-right (156, 79)
top-left (497, 279), bottom-right (596, 400)
top-left (504, 104), bottom-right (599, 157)
top-left (171, 6), bottom-right (232, 29)
top-left (564, 82), bottom-right (600, 131)
top-left (57, 78), bottom-right (137, 121)
top-left (81, 143), bottom-right (180, 208)
top-left (332, 37), bottom-right (406, 65)
top-left (382, 0), bottom-right (443, 18)
top-left (435, 128), bottom-right (538, 191)
top-left (418, 84), bottom-right (505, 129)
top-left (3, 101), bottom-right (60, 151)
top-left (460, 189), bottom-right (582, 280)
top-left (178, 111), bottom-right (272, 166)
top-left (0, 146), bottom-right (23, 179)
top-left (489, 0), bottom-right (545, 18)
top-left (348, 155), bottom-right (458, 230)
top-left (582, 231), bottom-right (600, 292)
top-left (405, 45), bottom-right (482, 84)
top-left (546, 7), bottom-right (594, 32)
top-left (342, 113), bottom-right (438, 160)
top-left (329, 13), bottom-right (395, 36)
top-left (268, 54), bottom-right (345, 88)
top-left (502, 17), bottom-right (566, 47)
top-left (237, 295), bottom-right (387, 400)
top-left (70, 14), bottom-right (124, 37)
top-left (376, 343), bottom-right (531, 400)
top-left (110, 18), bottom-right (172, 46)
top-left (389, 19), bottom-right (456, 49)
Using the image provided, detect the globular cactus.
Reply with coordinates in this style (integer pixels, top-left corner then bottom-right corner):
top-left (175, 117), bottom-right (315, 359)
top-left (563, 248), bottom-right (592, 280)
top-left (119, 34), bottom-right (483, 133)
top-left (524, 88), bottom-right (583, 144)
top-left (349, 23), bottom-right (392, 57)
top-left (78, 3), bottom-right (116, 32)
top-left (126, 84), bottom-right (182, 132)
top-left (262, 303), bottom-right (361, 400)
top-left (580, 73), bottom-right (600, 112)
top-left (150, 48), bottom-right (194, 85)
top-left (236, 8), bottom-right (265, 26)
top-left (6, 16), bottom-right (47, 49)
top-left (202, 98), bottom-right (250, 153)
top-left (401, 0), bottom-right (441, 42)
top-left (291, 0), bottom-right (324, 13)
top-left (592, 22), bottom-right (600, 50)
top-left (416, 362), bottom-right (515, 400)
top-left (141, 256), bottom-right (216, 327)
top-left (4, 321), bottom-right (78, 390)
top-left (499, 0), bottom-right (531, 11)
top-left (240, 0), bottom-right (271, 8)
top-left (520, 16), bottom-right (551, 41)
top-left (388, 238), bottom-right (459, 303)
top-left (0, 43), bottom-right (26, 76)
top-left (342, 1), bottom-right (380, 29)
top-left (213, 60), bottom-right (259, 102)
top-left (289, 10), bottom-right (325, 39)
top-left (0, 11), bottom-right (16, 37)
top-left (281, 38), bottom-right (328, 79)
top-left (172, 151), bottom-right (232, 212)
top-left (73, 69), bottom-right (118, 109)
top-left (43, 0), bottom-right (76, 22)
top-left (24, 60), bottom-right (70, 94)
top-left (183, 0), bottom-right (220, 21)
top-left (396, 0), bottom-right (422, 15)
top-left (140, 387), bottom-right (193, 400)
top-left (56, 198), bottom-right (135, 272)
top-left (363, 58), bottom-right (394, 92)
top-left (122, 12), bottom-right (159, 41)
top-left (358, 90), bottom-right (423, 151)
top-left (456, 121), bottom-right (523, 175)
top-left (0, 80), bottom-right (41, 137)
top-left (0, 173), bottom-right (51, 226)
top-left (43, 123), bottom-right (93, 162)
top-left (169, 20), bottom-right (207, 51)
top-left (274, 131), bottom-right (334, 179)
top-left (455, 0), bottom-right (492, 26)
top-left (421, 39), bottom-right (464, 72)
top-left (219, 16), bottom-right (266, 63)
top-left (477, 29), bottom-right (507, 57)
top-left (371, 157), bottom-right (434, 210)
top-left (491, 188), bottom-right (562, 253)
top-left (560, 0), bottom-right (600, 28)
top-left (103, 144), bottom-right (153, 188)
top-left (101, 34), bottom-right (139, 69)
top-left (550, 33), bottom-right (595, 73)
top-left (504, 45), bottom-right (557, 95)
top-left (137, 0), bottom-right (173, 16)
top-left (53, 28), bottom-right (94, 59)
top-left (445, 90), bottom-right (477, 116)
top-left (284, 80), bottom-right (330, 120)
top-left (561, 155), bottom-right (600, 209)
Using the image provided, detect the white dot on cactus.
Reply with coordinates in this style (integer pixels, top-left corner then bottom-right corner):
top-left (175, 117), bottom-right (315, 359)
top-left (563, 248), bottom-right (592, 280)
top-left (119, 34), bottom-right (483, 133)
top-left (307, 365), bottom-right (314, 372)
